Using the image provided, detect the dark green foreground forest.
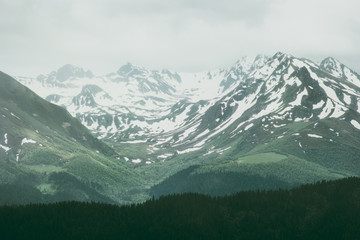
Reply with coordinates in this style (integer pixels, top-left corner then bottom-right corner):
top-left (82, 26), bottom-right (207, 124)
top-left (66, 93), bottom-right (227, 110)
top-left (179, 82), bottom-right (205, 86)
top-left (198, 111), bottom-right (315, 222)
top-left (1, 177), bottom-right (360, 240)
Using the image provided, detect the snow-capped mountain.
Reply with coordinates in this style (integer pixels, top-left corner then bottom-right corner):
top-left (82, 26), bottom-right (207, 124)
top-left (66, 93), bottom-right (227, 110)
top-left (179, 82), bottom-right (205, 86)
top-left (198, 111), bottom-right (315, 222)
top-left (141, 52), bottom-right (360, 161)
top-left (16, 56), bottom-right (268, 142)
top-left (8, 52), bottom-right (360, 199)
top-left (141, 53), bottom-right (360, 197)
top-left (15, 53), bottom-right (360, 174)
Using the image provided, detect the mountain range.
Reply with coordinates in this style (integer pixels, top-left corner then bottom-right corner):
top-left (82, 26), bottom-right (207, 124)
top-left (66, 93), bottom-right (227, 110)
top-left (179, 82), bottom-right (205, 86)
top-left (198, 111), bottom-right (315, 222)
top-left (1, 52), bottom-right (360, 203)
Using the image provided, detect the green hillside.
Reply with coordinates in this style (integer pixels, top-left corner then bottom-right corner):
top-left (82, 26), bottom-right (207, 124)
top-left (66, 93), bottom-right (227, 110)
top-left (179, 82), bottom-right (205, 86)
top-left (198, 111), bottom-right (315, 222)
top-left (0, 72), bottom-right (145, 204)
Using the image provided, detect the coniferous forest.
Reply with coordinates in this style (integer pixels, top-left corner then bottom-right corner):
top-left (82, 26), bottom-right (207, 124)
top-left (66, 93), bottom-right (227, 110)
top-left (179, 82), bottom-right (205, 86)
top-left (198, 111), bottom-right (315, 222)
top-left (0, 177), bottom-right (359, 240)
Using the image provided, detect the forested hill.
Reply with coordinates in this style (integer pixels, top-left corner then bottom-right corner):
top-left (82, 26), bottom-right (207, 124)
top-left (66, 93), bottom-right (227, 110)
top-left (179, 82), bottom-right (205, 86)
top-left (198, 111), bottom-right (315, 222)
top-left (1, 177), bottom-right (360, 240)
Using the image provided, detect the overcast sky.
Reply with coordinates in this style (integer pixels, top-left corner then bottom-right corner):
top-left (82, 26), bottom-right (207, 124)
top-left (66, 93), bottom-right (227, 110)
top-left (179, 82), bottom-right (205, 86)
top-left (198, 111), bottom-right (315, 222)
top-left (1, 0), bottom-right (359, 77)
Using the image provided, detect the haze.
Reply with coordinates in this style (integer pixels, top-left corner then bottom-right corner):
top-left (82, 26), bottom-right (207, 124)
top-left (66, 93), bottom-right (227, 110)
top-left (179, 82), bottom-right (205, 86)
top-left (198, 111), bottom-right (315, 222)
top-left (1, 0), bottom-right (359, 77)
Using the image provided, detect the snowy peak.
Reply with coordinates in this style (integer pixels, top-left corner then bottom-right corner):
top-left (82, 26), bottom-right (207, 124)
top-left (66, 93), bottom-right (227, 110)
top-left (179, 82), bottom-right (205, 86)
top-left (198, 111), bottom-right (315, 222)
top-left (116, 62), bottom-right (181, 85)
top-left (249, 52), bottom-right (292, 80)
top-left (56, 64), bottom-right (94, 81)
top-left (159, 69), bottom-right (182, 84)
top-left (320, 57), bottom-right (360, 86)
top-left (233, 55), bottom-right (269, 74)
top-left (219, 55), bottom-right (269, 94)
top-left (72, 85), bottom-right (112, 108)
top-left (320, 57), bottom-right (342, 77)
top-left (81, 84), bottom-right (103, 95)
top-left (248, 54), bottom-right (269, 73)
top-left (271, 52), bottom-right (293, 62)
top-left (216, 53), bottom-right (359, 132)
top-left (234, 56), bottom-right (253, 73)
top-left (112, 63), bottom-right (181, 95)
top-left (117, 62), bottom-right (145, 76)
top-left (37, 64), bottom-right (94, 83)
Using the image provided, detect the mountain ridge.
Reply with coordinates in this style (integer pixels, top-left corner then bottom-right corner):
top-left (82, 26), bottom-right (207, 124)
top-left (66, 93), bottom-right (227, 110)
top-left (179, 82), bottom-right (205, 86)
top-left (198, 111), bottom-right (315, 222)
top-left (6, 52), bottom-right (360, 201)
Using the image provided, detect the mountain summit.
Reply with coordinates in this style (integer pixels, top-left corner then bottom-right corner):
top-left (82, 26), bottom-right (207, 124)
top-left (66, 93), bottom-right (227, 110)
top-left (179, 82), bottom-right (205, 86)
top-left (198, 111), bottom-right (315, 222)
top-left (36, 64), bottom-right (94, 83)
top-left (320, 57), bottom-right (360, 86)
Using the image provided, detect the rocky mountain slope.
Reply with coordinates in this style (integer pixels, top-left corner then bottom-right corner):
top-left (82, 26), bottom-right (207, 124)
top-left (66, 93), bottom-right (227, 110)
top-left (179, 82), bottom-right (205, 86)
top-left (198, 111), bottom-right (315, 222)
top-left (148, 53), bottom-right (360, 195)
top-left (12, 52), bottom-right (360, 198)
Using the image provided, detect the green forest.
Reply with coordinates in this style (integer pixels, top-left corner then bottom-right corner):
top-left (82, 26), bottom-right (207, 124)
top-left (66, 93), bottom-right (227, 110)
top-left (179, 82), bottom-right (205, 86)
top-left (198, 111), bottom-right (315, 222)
top-left (1, 177), bottom-right (360, 239)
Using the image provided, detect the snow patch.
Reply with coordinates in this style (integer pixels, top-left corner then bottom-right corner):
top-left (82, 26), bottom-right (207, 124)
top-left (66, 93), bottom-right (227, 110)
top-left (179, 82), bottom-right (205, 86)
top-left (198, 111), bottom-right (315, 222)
top-left (62, 122), bottom-right (71, 128)
top-left (203, 150), bottom-right (215, 156)
top-left (313, 100), bottom-right (325, 109)
top-left (318, 100), bottom-right (333, 119)
top-left (177, 123), bottom-right (201, 142)
top-left (194, 129), bottom-right (210, 140)
top-left (21, 138), bottom-right (37, 145)
top-left (193, 136), bottom-right (209, 148)
top-left (177, 147), bottom-right (201, 154)
top-left (157, 153), bottom-right (173, 159)
top-left (350, 120), bottom-right (360, 130)
top-left (343, 94), bottom-right (351, 105)
top-left (294, 117), bottom-right (306, 122)
top-left (16, 150), bottom-right (21, 162)
top-left (274, 123), bottom-right (286, 128)
top-left (0, 144), bottom-right (10, 152)
top-left (123, 139), bottom-right (148, 144)
top-left (132, 159), bottom-right (142, 164)
top-left (290, 89), bottom-right (308, 106)
top-left (244, 123), bottom-right (254, 131)
top-left (216, 146), bottom-right (231, 155)
top-left (4, 133), bottom-right (8, 144)
top-left (10, 112), bottom-right (21, 120)
top-left (307, 134), bottom-right (323, 139)
top-left (343, 67), bottom-right (360, 86)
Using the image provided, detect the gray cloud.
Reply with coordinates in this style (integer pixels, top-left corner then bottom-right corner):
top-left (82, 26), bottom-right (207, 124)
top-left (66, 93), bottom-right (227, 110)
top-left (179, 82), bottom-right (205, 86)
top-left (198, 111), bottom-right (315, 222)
top-left (109, 0), bottom-right (275, 26)
top-left (0, 0), bottom-right (359, 76)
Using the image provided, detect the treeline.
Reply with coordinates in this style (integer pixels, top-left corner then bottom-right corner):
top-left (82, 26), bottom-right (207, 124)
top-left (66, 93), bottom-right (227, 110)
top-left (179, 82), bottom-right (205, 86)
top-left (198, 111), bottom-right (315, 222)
top-left (1, 177), bottom-right (360, 239)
